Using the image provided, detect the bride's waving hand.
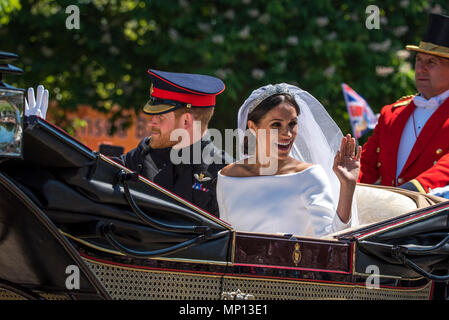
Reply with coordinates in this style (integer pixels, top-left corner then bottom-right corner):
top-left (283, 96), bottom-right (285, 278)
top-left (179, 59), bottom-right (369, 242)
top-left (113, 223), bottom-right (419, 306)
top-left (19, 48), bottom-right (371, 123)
top-left (333, 134), bottom-right (362, 224)
top-left (333, 134), bottom-right (362, 186)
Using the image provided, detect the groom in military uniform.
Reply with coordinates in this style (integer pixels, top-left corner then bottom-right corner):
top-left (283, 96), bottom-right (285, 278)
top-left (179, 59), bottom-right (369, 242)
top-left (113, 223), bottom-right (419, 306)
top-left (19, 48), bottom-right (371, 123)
top-left (118, 69), bottom-right (233, 217)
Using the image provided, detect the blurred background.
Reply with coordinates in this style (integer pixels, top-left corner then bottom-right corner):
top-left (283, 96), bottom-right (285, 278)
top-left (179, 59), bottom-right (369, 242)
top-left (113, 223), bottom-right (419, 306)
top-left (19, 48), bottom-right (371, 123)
top-left (0, 0), bottom-right (448, 152)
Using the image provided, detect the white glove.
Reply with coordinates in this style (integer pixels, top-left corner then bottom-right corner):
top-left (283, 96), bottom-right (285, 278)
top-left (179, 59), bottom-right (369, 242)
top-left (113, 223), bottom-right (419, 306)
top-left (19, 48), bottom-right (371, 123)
top-left (25, 85), bottom-right (49, 119)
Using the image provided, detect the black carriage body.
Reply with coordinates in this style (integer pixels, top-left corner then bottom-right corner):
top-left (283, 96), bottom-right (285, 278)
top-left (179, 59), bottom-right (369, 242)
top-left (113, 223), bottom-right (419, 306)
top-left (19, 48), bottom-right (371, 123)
top-left (0, 117), bottom-right (448, 300)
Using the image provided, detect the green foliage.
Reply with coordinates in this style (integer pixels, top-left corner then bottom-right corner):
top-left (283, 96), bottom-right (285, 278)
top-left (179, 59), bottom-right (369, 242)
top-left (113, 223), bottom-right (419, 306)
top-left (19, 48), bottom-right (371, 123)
top-left (0, 0), bottom-right (21, 24)
top-left (0, 0), bottom-right (447, 139)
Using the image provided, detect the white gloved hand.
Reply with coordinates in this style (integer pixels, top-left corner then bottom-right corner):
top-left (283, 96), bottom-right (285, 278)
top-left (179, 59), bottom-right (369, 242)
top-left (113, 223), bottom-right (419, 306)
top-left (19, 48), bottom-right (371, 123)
top-left (25, 85), bottom-right (49, 119)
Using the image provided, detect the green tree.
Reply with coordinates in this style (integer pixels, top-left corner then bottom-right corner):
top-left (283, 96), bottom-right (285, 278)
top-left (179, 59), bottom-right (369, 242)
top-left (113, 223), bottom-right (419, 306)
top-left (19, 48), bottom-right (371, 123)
top-left (0, 0), bottom-right (21, 24)
top-left (0, 0), bottom-right (447, 141)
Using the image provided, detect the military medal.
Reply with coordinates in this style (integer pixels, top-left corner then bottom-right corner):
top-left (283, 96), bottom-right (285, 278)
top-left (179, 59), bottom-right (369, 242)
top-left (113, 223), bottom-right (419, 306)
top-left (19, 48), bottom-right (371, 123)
top-left (192, 182), bottom-right (209, 192)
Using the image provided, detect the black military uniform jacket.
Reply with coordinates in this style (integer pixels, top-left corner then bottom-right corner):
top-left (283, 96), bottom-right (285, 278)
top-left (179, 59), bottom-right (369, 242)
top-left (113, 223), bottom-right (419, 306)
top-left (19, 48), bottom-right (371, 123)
top-left (117, 135), bottom-right (233, 218)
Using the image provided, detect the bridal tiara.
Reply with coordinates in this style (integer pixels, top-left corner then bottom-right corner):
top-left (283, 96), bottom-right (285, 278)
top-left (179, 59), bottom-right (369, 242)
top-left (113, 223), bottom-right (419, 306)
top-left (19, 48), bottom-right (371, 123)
top-left (247, 83), bottom-right (293, 114)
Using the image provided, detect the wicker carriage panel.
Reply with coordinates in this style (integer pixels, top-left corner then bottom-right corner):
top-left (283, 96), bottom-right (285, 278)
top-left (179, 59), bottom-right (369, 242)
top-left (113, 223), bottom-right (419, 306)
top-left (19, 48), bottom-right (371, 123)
top-left (83, 258), bottom-right (432, 300)
top-left (222, 276), bottom-right (432, 300)
top-left (84, 258), bottom-right (223, 300)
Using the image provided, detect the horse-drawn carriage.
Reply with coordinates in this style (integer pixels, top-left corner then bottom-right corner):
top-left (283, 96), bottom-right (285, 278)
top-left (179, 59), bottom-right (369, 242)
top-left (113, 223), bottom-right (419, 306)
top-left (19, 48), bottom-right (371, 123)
top-left (0, 52), bottom-right (448, 300)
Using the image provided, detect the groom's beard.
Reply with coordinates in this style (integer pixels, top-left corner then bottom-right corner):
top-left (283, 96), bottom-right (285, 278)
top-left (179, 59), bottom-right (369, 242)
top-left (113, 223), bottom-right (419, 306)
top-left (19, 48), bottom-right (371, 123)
top-left (149, 129), bottom-right (180, 149)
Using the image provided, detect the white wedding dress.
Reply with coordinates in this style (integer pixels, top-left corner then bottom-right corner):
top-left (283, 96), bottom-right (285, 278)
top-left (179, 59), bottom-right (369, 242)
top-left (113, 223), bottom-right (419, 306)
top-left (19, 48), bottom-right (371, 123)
top-left (216, 165), bottom-right (350, 237)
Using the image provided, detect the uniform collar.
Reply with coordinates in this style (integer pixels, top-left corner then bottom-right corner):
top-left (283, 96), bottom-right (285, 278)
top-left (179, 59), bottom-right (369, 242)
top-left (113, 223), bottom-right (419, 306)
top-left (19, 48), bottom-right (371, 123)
top-left (145, 137), bottom-right (172, 166)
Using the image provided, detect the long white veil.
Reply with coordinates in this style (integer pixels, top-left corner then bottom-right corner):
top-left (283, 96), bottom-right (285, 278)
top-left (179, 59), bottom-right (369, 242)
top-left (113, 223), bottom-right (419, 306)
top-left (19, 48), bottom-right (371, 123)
top-left (237, 83), bottom-right (359, 227)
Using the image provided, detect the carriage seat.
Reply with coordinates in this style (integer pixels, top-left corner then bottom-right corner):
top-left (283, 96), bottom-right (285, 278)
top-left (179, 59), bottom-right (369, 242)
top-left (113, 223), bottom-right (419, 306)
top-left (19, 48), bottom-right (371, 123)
top-left (355, 183), bottom-right (447, 225)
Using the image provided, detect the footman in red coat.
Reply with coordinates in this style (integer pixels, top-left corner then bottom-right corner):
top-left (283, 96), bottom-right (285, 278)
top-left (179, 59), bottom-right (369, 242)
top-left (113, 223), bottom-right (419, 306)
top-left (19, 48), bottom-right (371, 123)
top-left (359, 13), bottom-right (449, 194)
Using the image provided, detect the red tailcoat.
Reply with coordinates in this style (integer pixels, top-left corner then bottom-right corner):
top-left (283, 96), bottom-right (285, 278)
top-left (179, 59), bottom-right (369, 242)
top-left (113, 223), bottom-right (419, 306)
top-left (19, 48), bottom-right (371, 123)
top-left (358, 96), bottom-right (449, 193)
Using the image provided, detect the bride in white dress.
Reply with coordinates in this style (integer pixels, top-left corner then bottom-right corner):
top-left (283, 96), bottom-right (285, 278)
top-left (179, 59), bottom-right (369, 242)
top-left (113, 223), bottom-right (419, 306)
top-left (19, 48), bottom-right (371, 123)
top-left (216, 84), bottom-right (361, 237)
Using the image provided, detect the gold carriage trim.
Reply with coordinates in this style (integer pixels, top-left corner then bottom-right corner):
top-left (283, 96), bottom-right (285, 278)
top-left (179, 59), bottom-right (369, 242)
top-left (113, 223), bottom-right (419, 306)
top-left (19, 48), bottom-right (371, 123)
top-left (357, 204), bottom-right (449, 241)
top-left (82, 257), bottom-right (433, 300)
top-left (0, 289), bottom-right (69, 301)
top-left (62, 230), bottom-right (232, 266)
top-left (350, 241), bottom-right (424, 281)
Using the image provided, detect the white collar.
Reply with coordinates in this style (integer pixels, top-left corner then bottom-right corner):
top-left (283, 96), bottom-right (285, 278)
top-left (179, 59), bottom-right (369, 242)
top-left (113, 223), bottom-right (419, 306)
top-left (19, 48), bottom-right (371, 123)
top-left (413, 89), bottom-right (449, 110)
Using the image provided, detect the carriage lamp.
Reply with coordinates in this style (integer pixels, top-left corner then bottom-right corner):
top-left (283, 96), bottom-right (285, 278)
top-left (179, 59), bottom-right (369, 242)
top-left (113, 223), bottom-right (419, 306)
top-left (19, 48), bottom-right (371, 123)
top-left (0, 51), bottom-right (24, 160)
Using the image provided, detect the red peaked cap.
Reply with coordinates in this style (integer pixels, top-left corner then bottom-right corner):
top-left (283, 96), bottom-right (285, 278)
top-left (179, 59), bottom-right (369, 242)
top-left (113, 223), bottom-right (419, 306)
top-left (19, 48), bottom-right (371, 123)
top-left (143, 69), bottom-right (225, 115)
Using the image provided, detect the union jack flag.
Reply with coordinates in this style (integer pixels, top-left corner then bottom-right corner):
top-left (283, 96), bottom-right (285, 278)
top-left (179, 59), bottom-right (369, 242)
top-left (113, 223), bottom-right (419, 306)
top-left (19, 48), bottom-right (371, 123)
top-left (341, 83), bottom-right (378, 139)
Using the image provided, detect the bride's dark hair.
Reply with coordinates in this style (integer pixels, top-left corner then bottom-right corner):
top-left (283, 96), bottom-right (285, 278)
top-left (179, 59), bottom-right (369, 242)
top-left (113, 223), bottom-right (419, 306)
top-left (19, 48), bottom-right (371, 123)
top-left (243, 93), bottom-right (300, 154)
top-left (247, 93), bottom-right (300, 125)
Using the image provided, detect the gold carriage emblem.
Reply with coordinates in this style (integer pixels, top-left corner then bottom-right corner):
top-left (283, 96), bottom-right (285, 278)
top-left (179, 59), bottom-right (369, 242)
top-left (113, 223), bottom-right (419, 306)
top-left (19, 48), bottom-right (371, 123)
top-left (292, 243), bottom-right (302, 266)
top-left (221, 289), bottom-right (255, 300)
top-left (150, 83), bottom-right (154, 95)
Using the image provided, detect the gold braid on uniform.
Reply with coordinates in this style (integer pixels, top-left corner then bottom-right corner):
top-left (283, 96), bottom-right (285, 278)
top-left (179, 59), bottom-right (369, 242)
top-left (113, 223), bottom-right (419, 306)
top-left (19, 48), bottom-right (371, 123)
top-left (392, 94), bottom-right (417, 108)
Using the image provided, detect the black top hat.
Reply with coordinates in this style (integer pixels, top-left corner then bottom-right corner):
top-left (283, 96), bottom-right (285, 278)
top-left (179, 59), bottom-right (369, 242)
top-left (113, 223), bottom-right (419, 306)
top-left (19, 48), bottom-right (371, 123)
top-left (142, 69), bottom-right (225, 115)
top-left (406, 13), bottom-right (449, 59)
